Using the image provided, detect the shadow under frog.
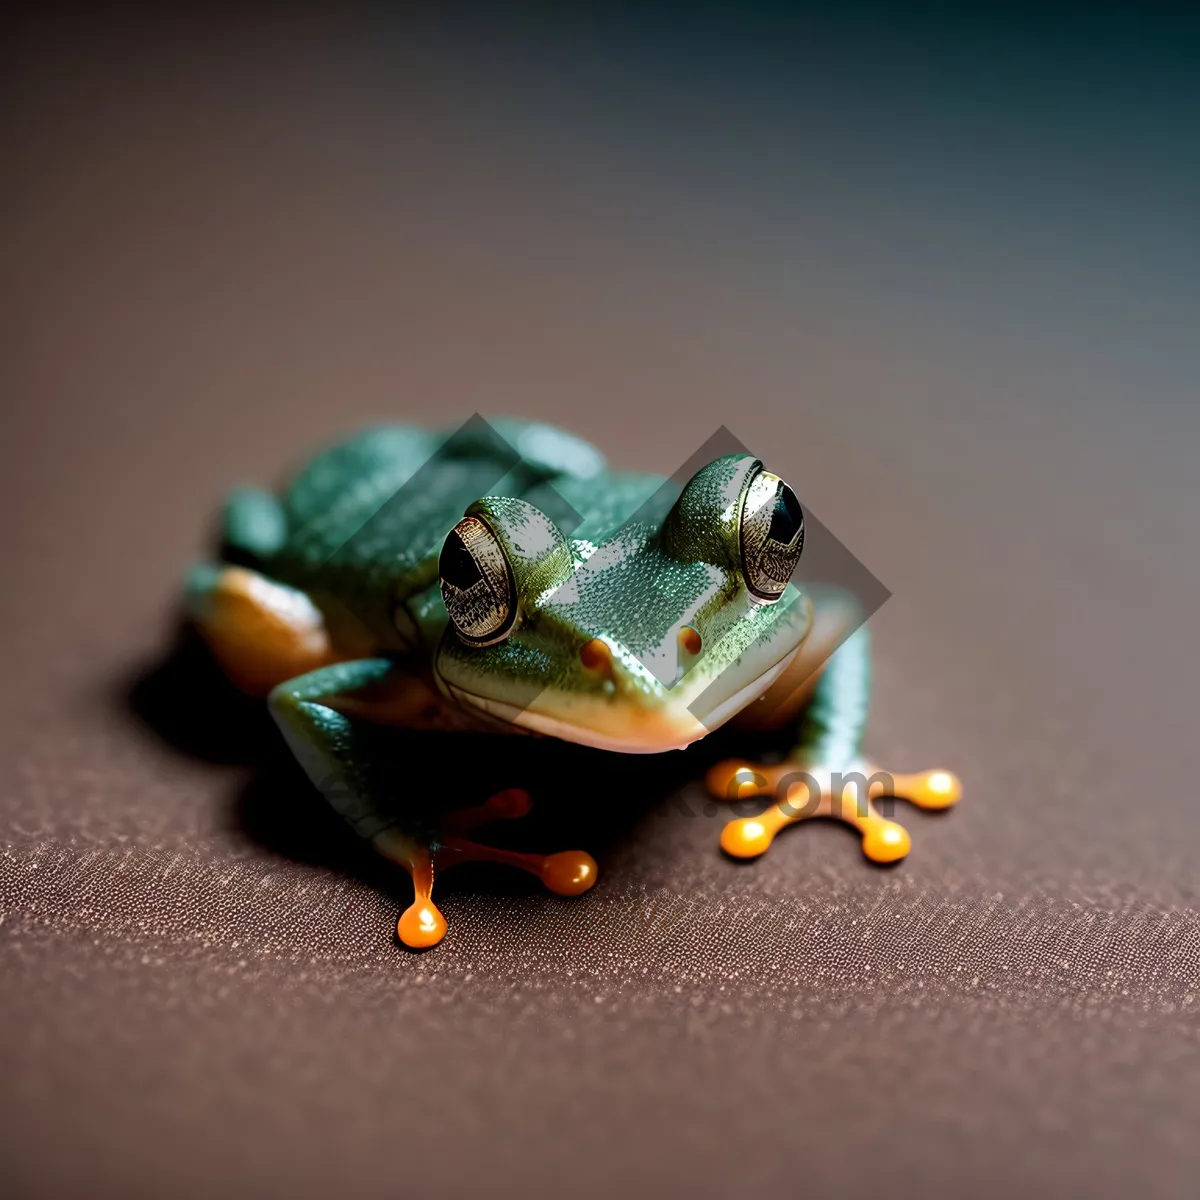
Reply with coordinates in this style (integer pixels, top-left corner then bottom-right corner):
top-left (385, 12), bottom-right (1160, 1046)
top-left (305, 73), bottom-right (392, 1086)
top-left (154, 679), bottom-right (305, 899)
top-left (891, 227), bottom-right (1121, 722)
top-left (124, 626), bottom-right (811, 915)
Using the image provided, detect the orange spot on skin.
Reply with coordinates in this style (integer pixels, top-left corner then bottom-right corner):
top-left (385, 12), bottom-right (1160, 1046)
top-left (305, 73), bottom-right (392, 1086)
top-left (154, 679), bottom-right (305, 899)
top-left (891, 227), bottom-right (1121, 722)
top-left (678, 625), bottom-right (703, 656)
top-left (579, 638), bottom-right (613, 674)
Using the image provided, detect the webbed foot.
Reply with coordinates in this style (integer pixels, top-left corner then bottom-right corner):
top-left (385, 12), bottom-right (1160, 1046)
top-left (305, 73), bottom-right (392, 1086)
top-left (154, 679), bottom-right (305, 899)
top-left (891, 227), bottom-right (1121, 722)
top-left (373, 789), bottom-right (598, 949)
top-left (706, 760), bottom-right (961, 864)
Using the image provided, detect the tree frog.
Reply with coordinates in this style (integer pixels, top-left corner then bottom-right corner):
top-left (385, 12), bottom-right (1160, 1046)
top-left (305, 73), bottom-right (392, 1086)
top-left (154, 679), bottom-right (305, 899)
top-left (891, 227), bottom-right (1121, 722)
top-left (187, 419), bottom-right (960, 948)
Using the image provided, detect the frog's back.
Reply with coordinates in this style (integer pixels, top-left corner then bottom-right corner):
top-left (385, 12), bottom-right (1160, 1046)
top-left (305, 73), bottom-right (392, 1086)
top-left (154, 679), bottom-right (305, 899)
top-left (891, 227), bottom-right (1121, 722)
top-left (276, 426), bottom-right (451, 581)
top-left (258, 420), bottom-right (615, 605)
top-left (282, 425), bottom-right (441, 533)
top-left (197, 418), bottom-right (669, 682)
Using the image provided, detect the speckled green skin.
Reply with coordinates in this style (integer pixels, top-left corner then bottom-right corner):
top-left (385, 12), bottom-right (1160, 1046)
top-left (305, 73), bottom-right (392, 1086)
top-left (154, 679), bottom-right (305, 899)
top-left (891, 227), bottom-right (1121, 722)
top-left (190, 419), bottom-right (870, 844)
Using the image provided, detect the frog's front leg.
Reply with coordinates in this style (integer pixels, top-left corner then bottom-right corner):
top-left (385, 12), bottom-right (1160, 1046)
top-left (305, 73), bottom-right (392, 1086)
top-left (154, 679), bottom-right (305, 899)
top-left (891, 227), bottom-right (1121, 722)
top-left (373, 788), bottom-right (596, 947)
top-left (268, 660), bottom-right (597, 949)
top-left (709, 618), bottom-right (961, 864)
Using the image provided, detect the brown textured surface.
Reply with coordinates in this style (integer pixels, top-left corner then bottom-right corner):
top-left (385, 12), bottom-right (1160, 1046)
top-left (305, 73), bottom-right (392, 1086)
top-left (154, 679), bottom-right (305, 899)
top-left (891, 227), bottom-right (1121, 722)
top-left (3, 10), bottom-right (1200, 1199)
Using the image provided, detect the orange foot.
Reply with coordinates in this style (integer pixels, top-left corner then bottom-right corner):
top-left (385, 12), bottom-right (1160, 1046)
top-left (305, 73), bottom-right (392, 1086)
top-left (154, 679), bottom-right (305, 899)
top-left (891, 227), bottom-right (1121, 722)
top-left (372, 788), bottom-right (598, 949)
top-left (706, 760), bottom-right (961, 864)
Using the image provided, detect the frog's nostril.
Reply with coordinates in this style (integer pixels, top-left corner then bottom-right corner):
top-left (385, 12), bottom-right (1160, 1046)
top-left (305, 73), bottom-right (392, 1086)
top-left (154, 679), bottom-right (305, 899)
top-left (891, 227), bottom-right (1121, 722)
top-left (579, 638), bottom-right (613, 675)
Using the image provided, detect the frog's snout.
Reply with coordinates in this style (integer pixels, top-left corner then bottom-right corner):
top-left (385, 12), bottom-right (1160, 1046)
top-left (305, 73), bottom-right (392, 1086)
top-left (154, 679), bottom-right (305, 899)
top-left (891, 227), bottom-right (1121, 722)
top-left (578, 627), bottom-right (704, 692)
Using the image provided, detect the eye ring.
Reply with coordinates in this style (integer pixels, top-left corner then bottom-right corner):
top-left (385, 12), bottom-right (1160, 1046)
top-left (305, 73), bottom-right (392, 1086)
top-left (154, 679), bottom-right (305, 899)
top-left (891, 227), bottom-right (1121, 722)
top-left (739, 469), bottom-right (804, 603)
top-left (439, 515), bottom-right (517, 646)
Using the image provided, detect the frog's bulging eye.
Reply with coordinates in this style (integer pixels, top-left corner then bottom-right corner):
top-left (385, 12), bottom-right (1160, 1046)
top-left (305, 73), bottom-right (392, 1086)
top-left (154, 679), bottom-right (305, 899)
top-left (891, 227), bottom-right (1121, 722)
top-left (739, 470), bottom-right (804, 602)
top-left (439, 516), bottom-right (516, 646)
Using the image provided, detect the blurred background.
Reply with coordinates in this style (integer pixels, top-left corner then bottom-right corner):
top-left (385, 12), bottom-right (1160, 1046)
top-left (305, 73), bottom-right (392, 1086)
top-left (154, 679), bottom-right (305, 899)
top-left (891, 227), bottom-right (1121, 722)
top-left (3, 5), bottom-right (1199, 1198)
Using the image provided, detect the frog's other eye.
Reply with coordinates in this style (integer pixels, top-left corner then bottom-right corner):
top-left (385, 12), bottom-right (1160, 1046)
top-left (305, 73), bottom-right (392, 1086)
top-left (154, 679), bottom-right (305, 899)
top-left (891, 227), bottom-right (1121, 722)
top-left (739, 470), bottom-right (804, 603)
top-left (439, 515), bottom-right (517, 646)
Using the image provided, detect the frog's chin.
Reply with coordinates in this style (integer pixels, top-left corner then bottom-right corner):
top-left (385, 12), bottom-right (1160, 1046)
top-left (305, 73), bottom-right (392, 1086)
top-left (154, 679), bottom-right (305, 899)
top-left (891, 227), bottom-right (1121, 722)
top-left (443, 645), bottom-right (800, 754)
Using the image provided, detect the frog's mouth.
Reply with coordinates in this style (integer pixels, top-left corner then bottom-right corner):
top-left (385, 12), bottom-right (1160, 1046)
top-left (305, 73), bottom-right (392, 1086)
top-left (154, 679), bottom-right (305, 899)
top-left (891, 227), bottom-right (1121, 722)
top-left (442, 641), bottom-right (801, 754)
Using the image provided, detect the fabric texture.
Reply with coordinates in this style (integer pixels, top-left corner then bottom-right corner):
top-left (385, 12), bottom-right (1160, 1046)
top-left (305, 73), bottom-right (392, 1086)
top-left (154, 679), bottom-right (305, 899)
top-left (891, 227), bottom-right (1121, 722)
top-left (3, 11), bottom-right (1198, 1198)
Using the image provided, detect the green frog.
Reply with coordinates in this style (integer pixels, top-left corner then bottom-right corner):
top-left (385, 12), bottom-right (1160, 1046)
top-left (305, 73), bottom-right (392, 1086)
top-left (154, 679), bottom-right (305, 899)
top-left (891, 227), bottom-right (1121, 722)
top-left (186, 418), bottom-right (959, 948)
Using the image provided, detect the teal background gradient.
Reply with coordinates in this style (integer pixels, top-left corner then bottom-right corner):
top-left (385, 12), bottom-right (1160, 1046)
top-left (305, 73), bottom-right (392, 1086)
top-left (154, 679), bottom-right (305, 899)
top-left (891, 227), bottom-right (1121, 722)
top-left (3, 7), bottom-right (1199, 1199)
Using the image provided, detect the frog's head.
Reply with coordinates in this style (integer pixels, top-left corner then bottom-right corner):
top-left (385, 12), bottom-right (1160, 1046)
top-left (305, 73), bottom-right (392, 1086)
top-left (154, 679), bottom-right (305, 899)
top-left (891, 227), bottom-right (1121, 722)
top-left (433, 454), bottom-right (811, 752)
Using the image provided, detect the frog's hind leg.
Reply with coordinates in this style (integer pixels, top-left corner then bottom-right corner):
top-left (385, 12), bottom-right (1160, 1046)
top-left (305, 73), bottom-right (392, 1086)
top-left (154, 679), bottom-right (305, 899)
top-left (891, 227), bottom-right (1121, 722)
top-left (186, 563), bottom-right (338, 697)
top-left (374, 788), bottom-right (598, 950)
top-left (709, 624), bottom-right (961, 864)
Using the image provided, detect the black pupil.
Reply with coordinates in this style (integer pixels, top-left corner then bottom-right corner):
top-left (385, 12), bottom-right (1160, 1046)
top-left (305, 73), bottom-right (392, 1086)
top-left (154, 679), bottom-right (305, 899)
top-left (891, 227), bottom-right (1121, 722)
top-left (767, 486), bottom-right (803, 545)
top-left (440, 531), bottom-right (483, 589)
